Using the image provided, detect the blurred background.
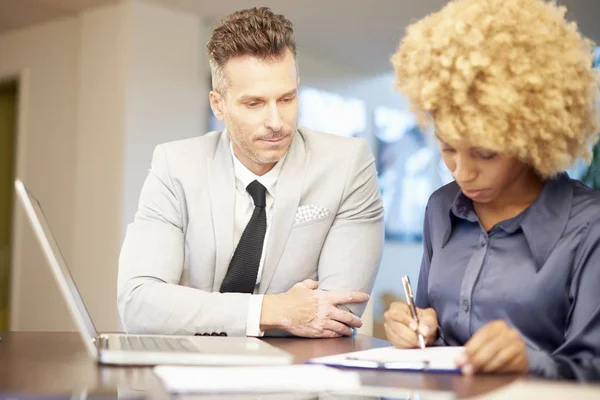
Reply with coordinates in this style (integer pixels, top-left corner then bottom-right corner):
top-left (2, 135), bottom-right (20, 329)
top-left (0, 0), bottom-right (599, 339)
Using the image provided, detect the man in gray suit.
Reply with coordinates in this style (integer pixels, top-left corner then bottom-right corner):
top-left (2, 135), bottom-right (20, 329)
top-left (117, 7), bottom-right (384, 338)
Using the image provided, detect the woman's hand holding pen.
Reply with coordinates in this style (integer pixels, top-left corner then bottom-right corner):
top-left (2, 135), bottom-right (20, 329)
top-left (455, 320), bottom-right (528, 375)
top-left (384, 301), bottom-right (438, 348)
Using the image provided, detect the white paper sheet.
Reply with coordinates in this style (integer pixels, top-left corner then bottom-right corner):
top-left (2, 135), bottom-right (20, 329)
top-left (308, 346), bottom-right (465, 371)
top-left (153, 364), bottom-right (361, 393)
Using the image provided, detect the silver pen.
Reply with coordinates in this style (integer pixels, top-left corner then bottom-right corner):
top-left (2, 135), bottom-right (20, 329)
top-left (402, 275), bottom-right (426, 349)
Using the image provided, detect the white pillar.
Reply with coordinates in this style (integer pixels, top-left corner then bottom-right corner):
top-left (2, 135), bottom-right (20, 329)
top-left (73, 0), bottom-right (207, 331)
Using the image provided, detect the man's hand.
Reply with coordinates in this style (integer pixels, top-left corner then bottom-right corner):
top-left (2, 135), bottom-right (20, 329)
top-left (384, 301), bottom-right (438, 348)
top-left (456, 320), bottom-right (528, 375)
top-left (260, 279), bottom-right (369, 338)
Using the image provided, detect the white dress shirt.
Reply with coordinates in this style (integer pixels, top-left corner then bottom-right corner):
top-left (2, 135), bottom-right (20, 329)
top-left (230, 144), bottom-right (286, 336)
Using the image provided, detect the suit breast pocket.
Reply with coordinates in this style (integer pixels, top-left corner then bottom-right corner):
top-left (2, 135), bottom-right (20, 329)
top-left (291, 213), bottom-right (335, 229)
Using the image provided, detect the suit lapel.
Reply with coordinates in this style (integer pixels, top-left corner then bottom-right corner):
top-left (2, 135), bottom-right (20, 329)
top-left (258, 131), bottom-right (310, 293)
top-left (208, 131), bottom-right (235, 291)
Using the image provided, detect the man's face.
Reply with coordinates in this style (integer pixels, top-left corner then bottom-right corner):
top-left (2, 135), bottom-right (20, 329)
top-left (210, 48), bottom-right (299, 175)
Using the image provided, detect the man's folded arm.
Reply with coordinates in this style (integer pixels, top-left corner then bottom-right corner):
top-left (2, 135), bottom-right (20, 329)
top-left (316, 139), bottom-right (385, 317)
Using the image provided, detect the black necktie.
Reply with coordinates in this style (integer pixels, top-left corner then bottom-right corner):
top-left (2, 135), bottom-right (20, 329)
top-left (220, 180), bottom-right (268, 293)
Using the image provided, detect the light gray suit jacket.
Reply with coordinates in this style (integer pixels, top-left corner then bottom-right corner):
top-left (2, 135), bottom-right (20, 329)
top-left (117, 127), bottom-right (384, 336)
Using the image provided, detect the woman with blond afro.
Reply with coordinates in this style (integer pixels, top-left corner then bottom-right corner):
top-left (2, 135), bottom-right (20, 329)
top-left (384, 0), bottom-right (600, 381)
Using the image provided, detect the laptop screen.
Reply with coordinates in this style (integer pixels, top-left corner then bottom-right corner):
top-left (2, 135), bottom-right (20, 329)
top-left (14, 179), bottom-right (99, 359)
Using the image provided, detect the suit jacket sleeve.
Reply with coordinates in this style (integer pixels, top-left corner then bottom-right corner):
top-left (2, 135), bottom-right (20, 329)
top-left (316, 139), bottom-right (384, 317)
top-left (117, 145), bottom-right (251, 336)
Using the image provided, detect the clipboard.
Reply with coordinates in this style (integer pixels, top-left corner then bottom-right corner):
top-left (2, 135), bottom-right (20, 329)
top-left (306, 346), bottom-right (463, 373)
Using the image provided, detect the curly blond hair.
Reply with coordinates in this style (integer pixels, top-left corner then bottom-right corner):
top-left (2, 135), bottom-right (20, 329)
top-left (391, 0), bottom-right (599, 177)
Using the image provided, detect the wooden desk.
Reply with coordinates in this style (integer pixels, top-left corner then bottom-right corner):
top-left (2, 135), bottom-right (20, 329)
top-left (0, 332), bottom-right (518, 398)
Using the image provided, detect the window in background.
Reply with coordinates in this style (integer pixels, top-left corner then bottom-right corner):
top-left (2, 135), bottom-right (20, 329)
top-left (298, 87), bottom-right (367, 138)
top-left (375, 106), bottom-right (450, 241)
top-left (580, 46), bottom-right (600, 190)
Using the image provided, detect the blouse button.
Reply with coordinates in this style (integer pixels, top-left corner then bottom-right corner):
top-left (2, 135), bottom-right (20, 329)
top-left (462, 300), bottom-right (470, 312)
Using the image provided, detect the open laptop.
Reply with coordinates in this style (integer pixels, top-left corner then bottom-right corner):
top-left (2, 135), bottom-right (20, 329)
top-left (14, 178), bottom-right (293, 366)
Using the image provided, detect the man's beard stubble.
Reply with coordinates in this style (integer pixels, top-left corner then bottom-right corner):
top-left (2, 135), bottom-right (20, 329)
top-left (230, 126), bottom-right (294, 165)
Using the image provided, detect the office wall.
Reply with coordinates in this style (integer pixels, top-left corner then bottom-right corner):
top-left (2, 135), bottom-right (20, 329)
top-left (71, 1), bottom-right (128, 332)
top-left (0, 0), bottom-right (205, 331)
top-left (120, 0), bottom-right (206, 239)
top-left (0, 16), bottom-right (80, 331)
top-left (72, 0), bottom-right (206, 331)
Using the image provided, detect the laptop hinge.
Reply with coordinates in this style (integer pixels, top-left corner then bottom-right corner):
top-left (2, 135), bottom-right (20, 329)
top-left (94, 335), bottom-right (109, 350)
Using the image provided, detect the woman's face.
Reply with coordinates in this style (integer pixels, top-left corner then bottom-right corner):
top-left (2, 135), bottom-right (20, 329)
top-left (438, 135), bottom-right (533, 204)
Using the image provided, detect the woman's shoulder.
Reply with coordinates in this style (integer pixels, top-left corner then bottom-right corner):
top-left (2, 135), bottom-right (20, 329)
top-left (569, 178), bottom-right (600, 225)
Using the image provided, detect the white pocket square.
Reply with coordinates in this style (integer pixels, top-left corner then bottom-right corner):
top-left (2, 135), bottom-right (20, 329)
top-left (294, 205), bottom-right (331, 225)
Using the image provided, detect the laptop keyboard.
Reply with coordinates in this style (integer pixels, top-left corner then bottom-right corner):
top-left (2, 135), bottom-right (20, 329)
top-left (119, 336), bottom-right (199, 352)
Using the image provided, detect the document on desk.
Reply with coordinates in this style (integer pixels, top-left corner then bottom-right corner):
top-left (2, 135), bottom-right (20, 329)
top-left (307, 346), bottom-right (464, 372)
top-left (153, 364), bottom-right (361, 393)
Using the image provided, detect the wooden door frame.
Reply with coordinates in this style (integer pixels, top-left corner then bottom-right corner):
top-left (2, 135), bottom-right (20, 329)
top-left (0, 68), bottom-right (30, 330)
